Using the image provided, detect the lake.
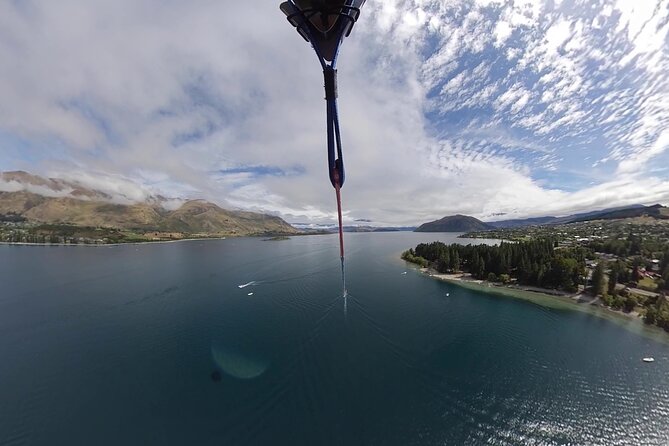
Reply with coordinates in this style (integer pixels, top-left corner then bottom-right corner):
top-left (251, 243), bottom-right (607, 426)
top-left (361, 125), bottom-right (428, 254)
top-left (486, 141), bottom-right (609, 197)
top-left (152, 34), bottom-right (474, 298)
top-left (1, 232), bottom-right (668, 445)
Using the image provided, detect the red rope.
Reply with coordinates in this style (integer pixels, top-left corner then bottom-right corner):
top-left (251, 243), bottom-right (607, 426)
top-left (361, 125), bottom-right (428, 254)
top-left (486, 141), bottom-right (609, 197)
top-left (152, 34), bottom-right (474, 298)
top-left (334, 179), bottom-right (344, 260)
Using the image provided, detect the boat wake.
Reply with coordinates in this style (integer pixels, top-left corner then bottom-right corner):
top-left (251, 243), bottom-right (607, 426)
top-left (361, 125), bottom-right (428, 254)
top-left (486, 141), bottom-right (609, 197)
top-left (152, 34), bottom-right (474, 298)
top-left (238, 281), bottom-right (257, 289)
top-left (343, 292), bottom-right (348, 318)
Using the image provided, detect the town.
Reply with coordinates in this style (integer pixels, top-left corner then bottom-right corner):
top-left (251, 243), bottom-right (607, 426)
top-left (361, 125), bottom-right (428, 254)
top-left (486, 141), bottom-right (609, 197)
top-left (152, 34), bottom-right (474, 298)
top-left (461, 217), bottom-right (669, 329)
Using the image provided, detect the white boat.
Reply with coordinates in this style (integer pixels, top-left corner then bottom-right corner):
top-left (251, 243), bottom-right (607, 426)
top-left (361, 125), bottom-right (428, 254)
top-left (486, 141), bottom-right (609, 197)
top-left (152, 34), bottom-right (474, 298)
top-left (642, 357), bottom-right (655, 363)
top-left (247, 292), bottom-right (254, 296)
top-left (401, 271), bottom-right (407, 275)
top-left (238, 281), bottom-right (256, 289)
top-left (446, 293), bottom-right (450, 297)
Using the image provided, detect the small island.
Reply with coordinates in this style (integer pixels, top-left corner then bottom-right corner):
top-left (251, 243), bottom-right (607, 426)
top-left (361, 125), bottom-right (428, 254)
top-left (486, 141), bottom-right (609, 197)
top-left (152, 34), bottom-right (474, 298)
top-left (402, 237), bottom-right (669, 332)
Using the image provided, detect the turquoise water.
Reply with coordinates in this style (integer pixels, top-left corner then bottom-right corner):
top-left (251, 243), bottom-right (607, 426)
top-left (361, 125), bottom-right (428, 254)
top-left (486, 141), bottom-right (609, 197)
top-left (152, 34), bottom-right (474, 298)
top-left (1, 232), bottom-right (668, 445)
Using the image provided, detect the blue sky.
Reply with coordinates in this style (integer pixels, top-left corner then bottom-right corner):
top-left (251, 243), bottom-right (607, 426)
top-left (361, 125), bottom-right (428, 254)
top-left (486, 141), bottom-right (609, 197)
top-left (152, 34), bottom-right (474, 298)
top-left (1, 0), bottom-right (668, 225)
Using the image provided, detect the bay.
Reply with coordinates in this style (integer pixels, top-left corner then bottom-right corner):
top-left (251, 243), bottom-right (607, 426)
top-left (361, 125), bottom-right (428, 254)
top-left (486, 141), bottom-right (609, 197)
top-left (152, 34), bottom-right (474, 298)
top-left (1, 232), bottom-right (668, 445)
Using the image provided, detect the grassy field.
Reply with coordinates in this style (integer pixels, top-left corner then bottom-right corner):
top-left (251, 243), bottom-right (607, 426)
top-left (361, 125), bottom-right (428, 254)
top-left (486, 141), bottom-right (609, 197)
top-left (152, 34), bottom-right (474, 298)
top-left (638, 277), bottom-right (658, 291)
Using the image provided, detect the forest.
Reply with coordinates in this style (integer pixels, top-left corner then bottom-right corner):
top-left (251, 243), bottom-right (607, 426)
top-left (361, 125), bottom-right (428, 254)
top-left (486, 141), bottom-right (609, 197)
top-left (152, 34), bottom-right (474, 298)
top-left (402, 239), bottom-right (586, 292)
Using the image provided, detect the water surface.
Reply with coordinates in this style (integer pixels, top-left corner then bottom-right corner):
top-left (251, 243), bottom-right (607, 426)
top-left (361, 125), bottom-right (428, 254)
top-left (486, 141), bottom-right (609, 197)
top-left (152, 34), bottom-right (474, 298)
top-left (1, 233), bottom-right (668, 445)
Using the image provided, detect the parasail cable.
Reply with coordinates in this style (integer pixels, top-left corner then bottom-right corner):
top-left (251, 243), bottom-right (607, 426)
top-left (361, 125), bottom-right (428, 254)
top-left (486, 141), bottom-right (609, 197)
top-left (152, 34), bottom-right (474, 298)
top-left (334, 168), bottom-right (346, 298)
top-left (280, 1), bottom-right (365, 301)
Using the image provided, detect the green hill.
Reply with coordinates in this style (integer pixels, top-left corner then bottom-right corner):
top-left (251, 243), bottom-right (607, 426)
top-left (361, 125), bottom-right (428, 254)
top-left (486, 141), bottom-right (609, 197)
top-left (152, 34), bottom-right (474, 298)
top-left (415, 215), bottom-right (494, 232)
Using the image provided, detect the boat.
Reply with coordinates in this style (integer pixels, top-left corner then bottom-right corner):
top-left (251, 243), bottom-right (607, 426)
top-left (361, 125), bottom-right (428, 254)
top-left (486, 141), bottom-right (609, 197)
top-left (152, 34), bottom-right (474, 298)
top-left (642, 357), bottom-right (655, 363)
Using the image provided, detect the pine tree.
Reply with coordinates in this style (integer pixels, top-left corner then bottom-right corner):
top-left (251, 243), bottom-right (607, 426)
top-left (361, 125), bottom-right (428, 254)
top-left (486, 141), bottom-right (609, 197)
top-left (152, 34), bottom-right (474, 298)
top-left (592, 262), bottom-right (606, 296)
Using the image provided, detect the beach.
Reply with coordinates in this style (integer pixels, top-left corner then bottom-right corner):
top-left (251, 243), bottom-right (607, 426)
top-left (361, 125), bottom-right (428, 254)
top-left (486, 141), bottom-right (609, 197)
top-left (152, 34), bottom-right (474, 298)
top-left (417, 267), bottom-right (669, 342)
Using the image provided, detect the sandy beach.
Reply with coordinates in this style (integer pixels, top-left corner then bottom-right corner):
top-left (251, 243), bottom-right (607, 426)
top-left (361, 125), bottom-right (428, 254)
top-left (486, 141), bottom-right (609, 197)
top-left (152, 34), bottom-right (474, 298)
top-left (415, 267), bottom-right (669, 341)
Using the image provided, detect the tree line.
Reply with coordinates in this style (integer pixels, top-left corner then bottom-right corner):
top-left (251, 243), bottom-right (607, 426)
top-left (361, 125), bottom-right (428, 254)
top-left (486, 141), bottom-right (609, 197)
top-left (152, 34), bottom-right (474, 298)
top-left (589, 232), bottom-right (666, 260)
top-left (402, 239), bottom-right (586, 292)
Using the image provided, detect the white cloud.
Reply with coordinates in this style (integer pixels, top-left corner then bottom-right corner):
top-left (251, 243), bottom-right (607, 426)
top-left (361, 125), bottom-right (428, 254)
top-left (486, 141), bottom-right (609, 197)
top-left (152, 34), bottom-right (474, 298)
top-left (494, 20), bottom-right (513, 47)
top-left (1, 0), bottom-right (668, 226)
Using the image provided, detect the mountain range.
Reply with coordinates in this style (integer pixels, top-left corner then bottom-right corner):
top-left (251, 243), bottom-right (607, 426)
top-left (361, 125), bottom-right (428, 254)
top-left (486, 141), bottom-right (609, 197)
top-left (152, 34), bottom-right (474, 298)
top-left (0, 171), bottom-right (298, 236)
top-left (416, 204), bottom-right (669, 232)
top-left (487, 204), bottom-right (668, 228)
top-left (4, 171), bottom-right (668, 239)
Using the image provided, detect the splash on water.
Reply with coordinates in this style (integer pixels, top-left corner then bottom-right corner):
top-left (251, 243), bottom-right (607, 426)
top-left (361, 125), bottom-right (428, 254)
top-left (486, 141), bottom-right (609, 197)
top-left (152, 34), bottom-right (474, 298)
top-left (344, 293), bottom-right (348, 318)
top-left (238, 281), bottom-right (256, 289)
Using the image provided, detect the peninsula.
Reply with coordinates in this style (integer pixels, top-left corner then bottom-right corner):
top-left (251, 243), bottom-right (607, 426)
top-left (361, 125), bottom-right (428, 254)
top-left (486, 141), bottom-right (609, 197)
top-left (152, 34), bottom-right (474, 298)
top-left (403, 233), bottom-right (669, 333)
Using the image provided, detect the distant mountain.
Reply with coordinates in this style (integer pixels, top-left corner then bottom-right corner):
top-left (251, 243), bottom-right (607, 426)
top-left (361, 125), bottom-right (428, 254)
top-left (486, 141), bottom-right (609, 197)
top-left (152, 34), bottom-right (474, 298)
top-left (486, 204), bottom-right (664, 228)
top-left (347, 226), bottom-right (416, 233)
top-left (415, 215), bottom-right (494, 232)
top-left (0, 171), bottom-right (299, 236)
top-left (551, 204), bottom-right (648, 224)
top-left (0, 170), bottom-right (114, 201)
top-left (487, 216), bottom-right (558, 228)
top-left (292, 223), bottom-right (416, 234)
top-left (570, 204), bottom-right (668, 222)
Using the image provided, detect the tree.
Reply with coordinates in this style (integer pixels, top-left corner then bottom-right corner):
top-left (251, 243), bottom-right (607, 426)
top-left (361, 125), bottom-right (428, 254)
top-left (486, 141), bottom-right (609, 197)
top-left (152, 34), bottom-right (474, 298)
top-left (660, 249), bottom-right (669, 273)
top-left (644, 307), bottom-right (658, 325)
top-left (591, 262), bottom-right (606, 296)
top-left (546, 257), bottom-right (579, 291)
top-left (471, 255), bottom-right (485, 279)
top-left (608, 262), bottom-right (620, 295)
top-left (437, 250), bottom-right (450, 273)
top-left (623, 294), bottom-right (637, 313)
top-left (451, 251), bottom-right (460, 272)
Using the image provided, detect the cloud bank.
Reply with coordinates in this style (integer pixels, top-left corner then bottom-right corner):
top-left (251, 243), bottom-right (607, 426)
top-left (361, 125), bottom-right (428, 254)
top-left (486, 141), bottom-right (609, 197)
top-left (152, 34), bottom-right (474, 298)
top-left (1, 0), bottom-right (668, 225)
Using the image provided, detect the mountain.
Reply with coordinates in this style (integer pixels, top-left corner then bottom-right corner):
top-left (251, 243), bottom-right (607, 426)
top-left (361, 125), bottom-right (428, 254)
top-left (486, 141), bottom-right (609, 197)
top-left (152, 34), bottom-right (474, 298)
top-left (0, 170), bottom-right (113, 201)
top-left (487, 216), bottom-right (558, 228)
top-left (292, 223), bottom-right (416, 233)
top-left (0, 171), bottom-right (299, 236)
top-left (486, 204), bottom-right (664, 228)
top-left (569, 203), bottom-right (669, 222)
top-left (415, 215), bottom-right (494, 232)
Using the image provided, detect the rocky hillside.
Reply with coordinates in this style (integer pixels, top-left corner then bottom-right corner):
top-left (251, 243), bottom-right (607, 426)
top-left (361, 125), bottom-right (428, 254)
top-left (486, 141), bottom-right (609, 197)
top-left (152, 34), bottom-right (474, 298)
top-left (0, 171), bottom-right (299, 236)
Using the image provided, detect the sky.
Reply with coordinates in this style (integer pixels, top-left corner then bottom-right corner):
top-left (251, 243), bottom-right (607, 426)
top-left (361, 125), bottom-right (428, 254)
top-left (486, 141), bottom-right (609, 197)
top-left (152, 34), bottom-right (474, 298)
top-left (1, 0), bottom-right (669, 226)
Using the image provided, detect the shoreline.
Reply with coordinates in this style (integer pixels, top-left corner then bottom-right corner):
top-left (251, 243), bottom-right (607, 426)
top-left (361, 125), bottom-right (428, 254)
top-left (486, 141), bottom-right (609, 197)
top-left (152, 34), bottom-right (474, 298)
top-left (416, 267), bottom-right (669, 342)
top-left (0, 237), bottom-right (230, 247)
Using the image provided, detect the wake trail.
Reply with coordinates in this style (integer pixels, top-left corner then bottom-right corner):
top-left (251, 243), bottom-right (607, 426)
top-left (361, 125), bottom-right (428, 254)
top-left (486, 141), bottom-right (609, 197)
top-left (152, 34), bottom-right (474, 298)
top-left (237, 281), bottom-right (257, 289)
